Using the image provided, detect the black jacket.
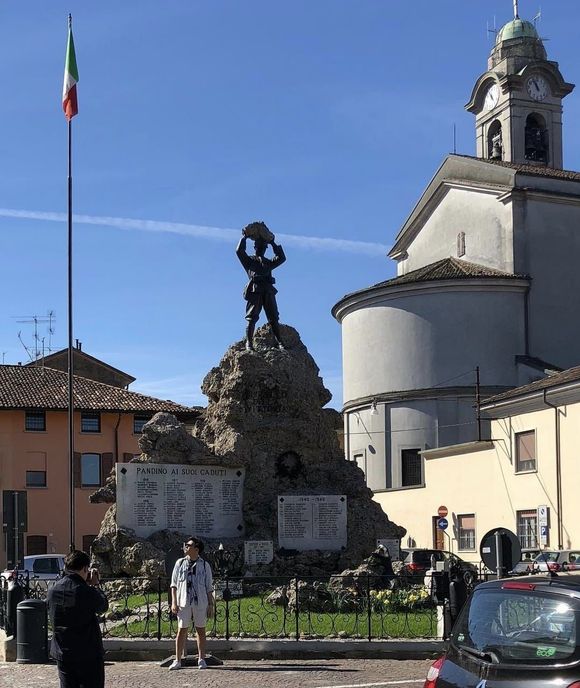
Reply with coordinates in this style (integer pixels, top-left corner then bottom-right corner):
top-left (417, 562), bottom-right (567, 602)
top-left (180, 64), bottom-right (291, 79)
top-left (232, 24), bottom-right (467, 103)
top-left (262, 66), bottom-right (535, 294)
top-left (47, 573), bottom-right (109, 662)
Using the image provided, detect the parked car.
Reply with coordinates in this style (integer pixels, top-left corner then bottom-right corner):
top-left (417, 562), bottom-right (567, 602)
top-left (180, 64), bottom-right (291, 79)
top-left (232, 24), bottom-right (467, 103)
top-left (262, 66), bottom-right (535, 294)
top-left (424, 573), bottom-right (580, 687)
top-left (399, 549), bottom-right (478, 586)
top-left (510, 548), bottom-right (541, 575)
top-left (1, 554), bottom-right (65, 583)
top-left (531, 549), bottom-right (580, 574)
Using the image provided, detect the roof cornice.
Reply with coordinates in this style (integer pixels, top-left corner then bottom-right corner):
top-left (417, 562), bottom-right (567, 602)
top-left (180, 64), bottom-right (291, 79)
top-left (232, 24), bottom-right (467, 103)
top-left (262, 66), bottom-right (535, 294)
top-left (343, 386), bottom-right (509, 413)
top-left (332, 276), bottom-right (530, 323)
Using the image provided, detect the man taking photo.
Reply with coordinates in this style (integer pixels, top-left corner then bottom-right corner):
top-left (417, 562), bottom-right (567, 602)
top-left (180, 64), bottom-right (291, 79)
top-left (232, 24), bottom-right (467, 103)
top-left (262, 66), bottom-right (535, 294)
top-left (47, 550), bottom-right (108, 688)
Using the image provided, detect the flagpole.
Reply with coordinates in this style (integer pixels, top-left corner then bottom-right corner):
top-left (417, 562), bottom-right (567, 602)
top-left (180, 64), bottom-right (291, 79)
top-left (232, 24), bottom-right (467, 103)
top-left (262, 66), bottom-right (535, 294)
top-left (67, 14), bottom-right (76, 553)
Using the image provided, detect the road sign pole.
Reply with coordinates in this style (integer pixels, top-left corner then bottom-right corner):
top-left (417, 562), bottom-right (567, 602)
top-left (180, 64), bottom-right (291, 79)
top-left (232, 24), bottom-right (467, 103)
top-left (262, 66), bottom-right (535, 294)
top-left (495, 529), bottom-right (503, 580)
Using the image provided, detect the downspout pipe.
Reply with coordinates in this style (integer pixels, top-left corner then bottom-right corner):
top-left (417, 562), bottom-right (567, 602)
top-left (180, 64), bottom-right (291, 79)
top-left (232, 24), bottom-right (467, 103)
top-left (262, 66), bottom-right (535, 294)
top-left (114, 412), bottom-right (122, 464)
top-left (543, 390), bottom-right (563, 549)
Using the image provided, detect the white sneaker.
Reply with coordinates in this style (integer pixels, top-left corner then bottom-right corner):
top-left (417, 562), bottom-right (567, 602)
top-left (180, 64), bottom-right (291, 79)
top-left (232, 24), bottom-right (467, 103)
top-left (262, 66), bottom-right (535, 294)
top-left (168, 660), bottom-right (182, 670)
top-left (198, 658), bottom-right (208, 669)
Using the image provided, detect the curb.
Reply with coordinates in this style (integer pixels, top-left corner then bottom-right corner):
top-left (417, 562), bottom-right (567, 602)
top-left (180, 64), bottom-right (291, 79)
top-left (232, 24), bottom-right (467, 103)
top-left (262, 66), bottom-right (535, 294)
top-left (103, 638), bottom-right (445, 661)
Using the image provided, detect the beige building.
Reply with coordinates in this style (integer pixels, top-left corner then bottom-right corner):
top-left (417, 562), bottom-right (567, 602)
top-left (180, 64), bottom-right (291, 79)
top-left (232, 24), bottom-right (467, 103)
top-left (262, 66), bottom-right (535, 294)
top-left (375, 365), bottom-right (580, 562)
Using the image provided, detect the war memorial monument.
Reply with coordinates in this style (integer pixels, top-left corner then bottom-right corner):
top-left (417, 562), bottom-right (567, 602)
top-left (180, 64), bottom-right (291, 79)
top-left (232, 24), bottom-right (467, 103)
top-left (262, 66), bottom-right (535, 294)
top-left (90, 223), bottom-right (404, 578)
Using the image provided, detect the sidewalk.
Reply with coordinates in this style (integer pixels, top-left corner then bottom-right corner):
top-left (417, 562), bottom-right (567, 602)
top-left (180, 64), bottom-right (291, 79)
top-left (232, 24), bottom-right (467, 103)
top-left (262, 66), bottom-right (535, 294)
top-left (1, 658), bottom-right (433, 688)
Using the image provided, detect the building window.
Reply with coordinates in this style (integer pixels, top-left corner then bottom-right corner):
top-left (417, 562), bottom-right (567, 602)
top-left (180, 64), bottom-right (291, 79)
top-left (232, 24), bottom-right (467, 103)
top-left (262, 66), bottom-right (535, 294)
top-left (401, 448), bottom-right (422, 487)
top-left (515, 430), bottom-right (536, 472)
top-left (26, 471), bottom-right (47, 488)
top-left (27, 535), bottom-right (48, 556)
top-left (25, 411), bottom-right (46, 432)
top-left (81, 412), bottom-right (101, 433)
top-left (457, 231), bottom-right (466, 257)
top-left (133, 415), bottom-right (150, 434)
top-left (458, 514), bottom-right (476, 550)
top-left (525, 113), bottom-right (549, 163)
top-left (488, 119), bottom-right (503, 160)
top-left (517, 509), bottom-right (538, 549)
top-left (81, 453), bottom-right (101, 487)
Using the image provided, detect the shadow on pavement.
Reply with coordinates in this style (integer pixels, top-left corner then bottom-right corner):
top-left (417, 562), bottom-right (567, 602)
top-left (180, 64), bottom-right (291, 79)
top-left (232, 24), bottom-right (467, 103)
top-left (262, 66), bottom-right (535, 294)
top-left (213, 663), bottom-right (358, 673)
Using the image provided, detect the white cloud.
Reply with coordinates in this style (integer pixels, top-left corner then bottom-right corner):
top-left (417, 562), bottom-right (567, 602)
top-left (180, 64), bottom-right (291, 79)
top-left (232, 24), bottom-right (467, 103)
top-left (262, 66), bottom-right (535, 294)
top-left (0, 208), bottom-right (389, 257)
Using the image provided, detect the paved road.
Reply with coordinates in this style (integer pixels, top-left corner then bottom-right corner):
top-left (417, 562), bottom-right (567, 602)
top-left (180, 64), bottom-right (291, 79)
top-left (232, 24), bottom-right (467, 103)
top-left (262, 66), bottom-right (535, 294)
top-left (1, 659), bottom-right (431, 688)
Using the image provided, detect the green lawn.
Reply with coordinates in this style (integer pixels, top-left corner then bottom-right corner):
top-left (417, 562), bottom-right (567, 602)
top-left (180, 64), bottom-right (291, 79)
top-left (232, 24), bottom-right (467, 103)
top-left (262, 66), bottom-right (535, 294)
top-left (106, 595), bottom-right (436, 639)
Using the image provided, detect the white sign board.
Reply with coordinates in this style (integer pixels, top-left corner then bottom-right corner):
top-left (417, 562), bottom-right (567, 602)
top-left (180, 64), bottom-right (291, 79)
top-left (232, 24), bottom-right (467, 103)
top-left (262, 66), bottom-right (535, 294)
top-left (244, 540), bottom-right (274, 566)
top-left (538, 505), bottom-right (549, 545)
top-left (277, 495), bottom-right (347, 551)
top-left (377, 538), bottom-right (401, 561)
top-left (116, 463), bottom-right (245, 539)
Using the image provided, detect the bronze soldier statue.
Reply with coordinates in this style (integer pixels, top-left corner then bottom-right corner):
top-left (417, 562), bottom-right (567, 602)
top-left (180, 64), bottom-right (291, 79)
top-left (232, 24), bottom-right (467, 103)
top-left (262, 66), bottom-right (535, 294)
top-left (236, 221), bottom-right (286, 351)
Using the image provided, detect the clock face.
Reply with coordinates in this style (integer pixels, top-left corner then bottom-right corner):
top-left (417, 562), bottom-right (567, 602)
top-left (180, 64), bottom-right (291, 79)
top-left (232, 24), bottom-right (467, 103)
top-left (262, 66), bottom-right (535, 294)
top-left (526, 75), bottom-right (549, 102)
top-left (484, 83), bottom-right (500, 111)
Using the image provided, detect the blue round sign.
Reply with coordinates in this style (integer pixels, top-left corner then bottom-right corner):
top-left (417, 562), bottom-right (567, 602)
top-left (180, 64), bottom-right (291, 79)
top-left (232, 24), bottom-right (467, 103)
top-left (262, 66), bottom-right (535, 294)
top-left (437, 517), bottom-right (449, 530)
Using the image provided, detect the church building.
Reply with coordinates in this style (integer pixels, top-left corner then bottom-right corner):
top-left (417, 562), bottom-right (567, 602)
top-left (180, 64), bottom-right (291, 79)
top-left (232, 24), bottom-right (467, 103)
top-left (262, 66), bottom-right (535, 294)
top-left (332, 11), bottom-right (579, 500)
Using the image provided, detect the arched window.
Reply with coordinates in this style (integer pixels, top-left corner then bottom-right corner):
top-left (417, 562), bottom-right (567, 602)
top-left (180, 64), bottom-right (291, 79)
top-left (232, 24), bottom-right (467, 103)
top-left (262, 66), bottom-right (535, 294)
top-left (525, 113), bottom-right (549, 163)
top-left (487, 120), bottom-right (503, 160)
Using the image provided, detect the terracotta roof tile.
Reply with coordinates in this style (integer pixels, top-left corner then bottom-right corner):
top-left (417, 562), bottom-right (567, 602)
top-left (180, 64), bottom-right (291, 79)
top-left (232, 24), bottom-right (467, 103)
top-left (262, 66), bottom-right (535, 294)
top-left (0, 365), bottom-right (198, 416)
top-left (458, 155), bottom-right (580, 182)
top-left (339, 258), bottom-right (528, 302)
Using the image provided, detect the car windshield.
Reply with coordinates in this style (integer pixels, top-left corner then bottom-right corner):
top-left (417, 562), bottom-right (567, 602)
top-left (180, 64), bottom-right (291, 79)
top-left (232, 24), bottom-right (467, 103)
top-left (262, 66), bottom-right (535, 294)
top-left (412, 551), bottom-right (438, 566)
top-left (451, 588), bottom-right (580, 664)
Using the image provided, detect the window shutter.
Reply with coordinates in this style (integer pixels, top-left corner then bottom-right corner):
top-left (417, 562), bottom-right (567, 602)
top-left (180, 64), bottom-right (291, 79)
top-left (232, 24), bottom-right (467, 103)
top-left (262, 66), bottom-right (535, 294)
top-left (123, 452), bottom-right (133, 463)
top-left (101, 453), bottom-right (114, 485)
top-left (73, 452), bottom-right (82, 488)
top-left (27, 535), bottom-right (48, 555)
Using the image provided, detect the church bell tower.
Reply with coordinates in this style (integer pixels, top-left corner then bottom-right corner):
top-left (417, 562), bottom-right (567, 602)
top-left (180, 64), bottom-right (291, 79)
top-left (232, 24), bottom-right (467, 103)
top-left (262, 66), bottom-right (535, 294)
top-left (466, 6), bottom-right (574, 168)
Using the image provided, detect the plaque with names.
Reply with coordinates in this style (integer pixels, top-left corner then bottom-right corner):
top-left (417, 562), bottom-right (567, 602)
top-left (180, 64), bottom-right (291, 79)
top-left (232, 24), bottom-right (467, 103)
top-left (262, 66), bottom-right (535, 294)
top-left (277, 495), bottom-right (347, 551)
top-left (116, 463), bottom-right (245, 539)
top-left (377, 538), bottom-right (401, 561)
top-left (244, 540), bottom-right (274, 566)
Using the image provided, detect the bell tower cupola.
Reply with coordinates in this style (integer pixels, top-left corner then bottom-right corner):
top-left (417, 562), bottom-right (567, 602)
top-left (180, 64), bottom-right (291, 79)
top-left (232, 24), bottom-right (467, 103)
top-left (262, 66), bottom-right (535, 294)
top-left (466, 3), bottom-right (574, 168)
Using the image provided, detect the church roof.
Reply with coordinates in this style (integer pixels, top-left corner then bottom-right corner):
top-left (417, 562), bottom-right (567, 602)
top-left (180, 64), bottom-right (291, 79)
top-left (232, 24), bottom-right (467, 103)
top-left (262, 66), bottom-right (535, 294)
top-left (336, 258), bottom-right (528, 305)
top-left (366, 258), bottom-right (527, 290)
top-left (459, 155), bottom-right (580, 182)
top-left (389, 155), bottom-right (580, 260)
top-left (496, 19), bottom-right (539, 43)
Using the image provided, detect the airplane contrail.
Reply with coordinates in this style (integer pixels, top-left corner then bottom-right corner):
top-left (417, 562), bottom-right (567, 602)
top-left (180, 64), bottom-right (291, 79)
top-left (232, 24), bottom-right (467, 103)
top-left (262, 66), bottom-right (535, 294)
top-left (0, 208), bottom-right (389, 257)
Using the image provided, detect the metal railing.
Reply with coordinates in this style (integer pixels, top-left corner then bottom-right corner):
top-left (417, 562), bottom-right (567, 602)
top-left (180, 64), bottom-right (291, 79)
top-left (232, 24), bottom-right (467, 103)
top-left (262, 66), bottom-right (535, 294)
top-left (1, 573), bottom-right (452, 641)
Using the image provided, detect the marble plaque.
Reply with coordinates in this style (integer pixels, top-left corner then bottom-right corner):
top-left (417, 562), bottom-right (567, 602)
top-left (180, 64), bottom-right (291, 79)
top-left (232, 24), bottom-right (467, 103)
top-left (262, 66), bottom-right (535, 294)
top-left (277, 495), bottom-right (347, 551)
top-left (377, 538), bottom-right (401, 561)
top-left (244, 540), bottom-right (274, 565)
top-left (116, 463), bottom-right (245, 538)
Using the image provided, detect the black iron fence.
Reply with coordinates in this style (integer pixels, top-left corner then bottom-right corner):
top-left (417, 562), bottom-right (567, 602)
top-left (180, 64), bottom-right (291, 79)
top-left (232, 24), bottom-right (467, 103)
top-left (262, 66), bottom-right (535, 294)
top-left (1, 573), bottom-right (457, 641)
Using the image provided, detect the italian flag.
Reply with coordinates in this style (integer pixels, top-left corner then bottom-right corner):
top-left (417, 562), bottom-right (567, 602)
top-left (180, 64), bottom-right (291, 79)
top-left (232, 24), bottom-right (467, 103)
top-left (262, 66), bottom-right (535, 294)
top-left (62, 25), bottom-right (78, 120)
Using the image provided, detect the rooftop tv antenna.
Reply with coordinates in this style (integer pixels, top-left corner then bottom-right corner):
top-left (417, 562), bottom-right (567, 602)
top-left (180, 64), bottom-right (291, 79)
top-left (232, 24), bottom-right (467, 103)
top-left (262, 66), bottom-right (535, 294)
top-left (13, 311), bottom-right (56, 361)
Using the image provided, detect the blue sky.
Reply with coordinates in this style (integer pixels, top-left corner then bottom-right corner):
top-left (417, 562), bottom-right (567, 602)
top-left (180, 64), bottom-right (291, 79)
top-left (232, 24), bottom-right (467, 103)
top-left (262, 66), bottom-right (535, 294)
top-left (1, 1), bottom-right (579, 408)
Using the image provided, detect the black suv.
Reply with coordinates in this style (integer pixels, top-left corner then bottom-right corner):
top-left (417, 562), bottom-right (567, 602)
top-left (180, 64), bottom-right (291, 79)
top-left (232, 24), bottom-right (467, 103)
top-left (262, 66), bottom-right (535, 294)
top-left (424, 573), bottom-right (580, 687)
top-left (399, 549), bottom-right (478, 586)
